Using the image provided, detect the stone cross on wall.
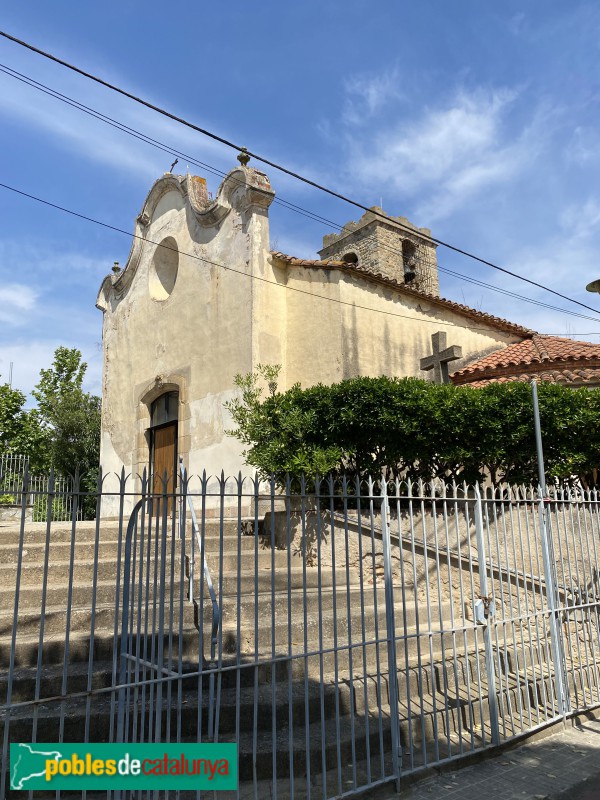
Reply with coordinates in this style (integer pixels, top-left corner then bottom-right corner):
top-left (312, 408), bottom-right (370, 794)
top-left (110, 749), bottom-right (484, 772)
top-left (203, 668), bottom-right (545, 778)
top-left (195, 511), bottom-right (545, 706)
top-left (420, 331), bottom-right (463, 384)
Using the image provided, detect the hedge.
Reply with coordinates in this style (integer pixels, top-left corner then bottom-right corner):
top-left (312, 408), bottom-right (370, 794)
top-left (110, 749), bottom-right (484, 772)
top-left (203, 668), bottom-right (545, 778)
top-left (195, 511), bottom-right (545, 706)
top-left (226, 369), bottom-right (600, 488)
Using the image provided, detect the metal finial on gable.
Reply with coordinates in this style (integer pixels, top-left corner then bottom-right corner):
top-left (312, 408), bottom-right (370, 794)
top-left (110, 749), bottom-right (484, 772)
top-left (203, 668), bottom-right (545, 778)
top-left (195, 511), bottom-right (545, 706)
top-left (237, 148), bottom-right (250, 167)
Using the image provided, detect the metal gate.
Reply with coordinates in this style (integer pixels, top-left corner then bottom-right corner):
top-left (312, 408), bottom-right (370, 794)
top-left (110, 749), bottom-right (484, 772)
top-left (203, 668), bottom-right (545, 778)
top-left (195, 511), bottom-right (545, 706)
top-left (115, 468), bottom-right (220, 754)
top-left (380, 479), bottom-right (600, 779)
top-left (2, 470), bottom-right (600, 798)
top-left (112, 473), bottom-right (600, 798)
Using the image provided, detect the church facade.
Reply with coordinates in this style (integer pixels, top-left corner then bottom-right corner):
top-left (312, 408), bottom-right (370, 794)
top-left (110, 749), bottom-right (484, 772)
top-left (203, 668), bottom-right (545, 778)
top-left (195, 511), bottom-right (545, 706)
top-left (96, 162), bottom-right (533, 508)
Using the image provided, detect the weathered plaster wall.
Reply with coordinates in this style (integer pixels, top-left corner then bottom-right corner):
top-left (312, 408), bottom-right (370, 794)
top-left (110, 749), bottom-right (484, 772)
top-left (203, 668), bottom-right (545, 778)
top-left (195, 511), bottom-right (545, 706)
top-left (283, 265), bottom-right (521, 387)
top-left (97, 166), bottom-right (526, 516)
top-left (97, 168), bottom-right (274, 513)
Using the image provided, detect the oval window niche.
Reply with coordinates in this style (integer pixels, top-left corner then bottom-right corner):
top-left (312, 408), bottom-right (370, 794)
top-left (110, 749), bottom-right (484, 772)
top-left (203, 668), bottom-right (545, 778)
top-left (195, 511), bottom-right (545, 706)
top-left (149, 236), bottom-right (179, 301)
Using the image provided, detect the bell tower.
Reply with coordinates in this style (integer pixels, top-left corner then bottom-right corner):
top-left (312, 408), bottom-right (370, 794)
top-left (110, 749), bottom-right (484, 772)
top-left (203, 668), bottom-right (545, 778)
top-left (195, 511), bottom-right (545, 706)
top-left (318, 206), bottom-right (439, 296)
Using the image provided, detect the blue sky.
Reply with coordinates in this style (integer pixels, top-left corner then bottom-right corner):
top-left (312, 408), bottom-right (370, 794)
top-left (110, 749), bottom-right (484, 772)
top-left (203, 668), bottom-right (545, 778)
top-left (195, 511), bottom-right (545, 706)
top-left (2, 1), bottom-right (600, 399)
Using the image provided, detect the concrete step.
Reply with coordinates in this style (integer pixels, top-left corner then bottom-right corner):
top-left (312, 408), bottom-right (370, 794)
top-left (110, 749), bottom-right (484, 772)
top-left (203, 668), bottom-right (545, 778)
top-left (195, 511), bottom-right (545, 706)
top-left (0, 533), bottom-right (293, 568)
top-left (1, 605), bottom-right (471, 672)
top-left (0, 560), bottom-right (352, 593)
top-left (0, 519), bottom-right (258, 546)
top-left (1, 602), bottom-right (197, 639)
top-left (0, 668), bottom-right (536, 781)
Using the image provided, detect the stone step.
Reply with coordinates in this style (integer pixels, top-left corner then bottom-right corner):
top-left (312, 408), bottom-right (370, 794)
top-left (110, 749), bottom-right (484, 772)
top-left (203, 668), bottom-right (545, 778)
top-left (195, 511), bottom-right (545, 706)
top-left (3, 634), bottom-right (497, 705)
top-left (0, 674), bottom-right (542, 784)
top-left (0, 519), bottom-right (256, 546)
top-left (1, 602), bottom-right (197, 639)
top-left (0, 532), bottom-right (289, 565)
top-left (0, 560), bottom-right (352, 593)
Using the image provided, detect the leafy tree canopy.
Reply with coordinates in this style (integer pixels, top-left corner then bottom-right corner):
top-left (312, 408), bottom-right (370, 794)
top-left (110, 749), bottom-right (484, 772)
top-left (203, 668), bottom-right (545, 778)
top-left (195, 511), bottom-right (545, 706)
top-left (0, 347), bottom-right (101, 486)
top-left (226, 368), bottom-right (599, 488)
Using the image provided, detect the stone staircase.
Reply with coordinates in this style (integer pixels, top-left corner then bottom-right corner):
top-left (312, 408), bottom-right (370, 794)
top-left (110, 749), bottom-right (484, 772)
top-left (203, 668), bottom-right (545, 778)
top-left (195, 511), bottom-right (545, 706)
top-left (0, 515), bottom-right (567, 797)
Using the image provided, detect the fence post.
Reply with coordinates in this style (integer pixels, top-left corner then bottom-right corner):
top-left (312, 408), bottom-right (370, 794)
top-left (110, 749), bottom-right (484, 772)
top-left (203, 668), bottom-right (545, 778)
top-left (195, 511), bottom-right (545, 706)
top-left (474, 483), bottom-right (501, 746)
top-left (381, 477), bottom-right (401, 787)
top-left (531, 381), bottom-right (569, 718)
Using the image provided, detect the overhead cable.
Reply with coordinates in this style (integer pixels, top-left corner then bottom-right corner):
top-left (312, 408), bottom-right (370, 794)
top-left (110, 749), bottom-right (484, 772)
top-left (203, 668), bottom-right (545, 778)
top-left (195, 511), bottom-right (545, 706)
top-left (0, 62), bottom-right (595, 326)
top-left (1, 29), bottom-right (599, 318)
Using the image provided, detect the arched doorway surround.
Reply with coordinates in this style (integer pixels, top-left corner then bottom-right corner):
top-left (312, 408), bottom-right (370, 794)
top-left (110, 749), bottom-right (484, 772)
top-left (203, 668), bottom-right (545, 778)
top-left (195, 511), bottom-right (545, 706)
top-left (134, 371), bottom-right (191, 495)
top-left (149, 390), bottom-right (179, 495)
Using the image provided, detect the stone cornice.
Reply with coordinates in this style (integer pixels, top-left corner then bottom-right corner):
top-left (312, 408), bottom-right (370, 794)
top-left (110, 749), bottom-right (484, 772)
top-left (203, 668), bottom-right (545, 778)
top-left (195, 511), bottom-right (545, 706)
top-left (96, 167), bottom-right (274, 312)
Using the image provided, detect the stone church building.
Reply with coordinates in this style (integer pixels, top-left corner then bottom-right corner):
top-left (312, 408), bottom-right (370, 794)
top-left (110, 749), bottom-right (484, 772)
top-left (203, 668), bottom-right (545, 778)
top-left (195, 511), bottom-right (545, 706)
top-left (97, 160), bottom-right (590, 506)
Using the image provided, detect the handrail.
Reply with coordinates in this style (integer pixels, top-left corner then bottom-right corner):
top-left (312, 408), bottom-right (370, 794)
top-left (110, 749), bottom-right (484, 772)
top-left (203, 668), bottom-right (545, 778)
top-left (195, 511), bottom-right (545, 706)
top-left (178, 458), bottom-right (220, 659)
top-left (178, 458), bottom-right (220, 740)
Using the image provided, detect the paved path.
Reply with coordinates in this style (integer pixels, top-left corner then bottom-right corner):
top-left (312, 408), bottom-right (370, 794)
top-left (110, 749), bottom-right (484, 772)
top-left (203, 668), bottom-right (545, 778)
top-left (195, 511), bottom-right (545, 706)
top-left (393, 717), bottom-right (600, 800)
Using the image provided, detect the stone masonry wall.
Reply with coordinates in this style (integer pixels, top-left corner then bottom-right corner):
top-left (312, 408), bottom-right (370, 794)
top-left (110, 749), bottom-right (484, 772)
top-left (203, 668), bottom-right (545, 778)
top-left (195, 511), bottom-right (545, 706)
top-left (319, 208), bottom-right (440, 297)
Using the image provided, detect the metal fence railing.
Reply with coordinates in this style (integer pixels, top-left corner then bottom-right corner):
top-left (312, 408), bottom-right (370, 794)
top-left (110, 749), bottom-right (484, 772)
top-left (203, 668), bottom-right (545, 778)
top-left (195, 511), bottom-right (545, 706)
top-left (0, 452), bottom-right (28, 496)
top-left (1, 471), bottom-right (599, 798)
top-left (0, 454), bottom-right (83, 521)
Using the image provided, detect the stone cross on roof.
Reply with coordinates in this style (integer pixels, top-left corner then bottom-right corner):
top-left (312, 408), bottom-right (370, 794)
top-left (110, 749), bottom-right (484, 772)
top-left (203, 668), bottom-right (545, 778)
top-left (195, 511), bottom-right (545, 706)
top-left (420, 331), bottom-right (463, 384)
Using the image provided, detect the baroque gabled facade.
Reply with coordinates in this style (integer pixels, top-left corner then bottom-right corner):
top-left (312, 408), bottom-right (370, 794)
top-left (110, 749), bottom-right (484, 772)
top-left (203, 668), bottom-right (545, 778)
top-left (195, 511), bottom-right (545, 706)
top-left (96, 163), bottom-right (533, 512)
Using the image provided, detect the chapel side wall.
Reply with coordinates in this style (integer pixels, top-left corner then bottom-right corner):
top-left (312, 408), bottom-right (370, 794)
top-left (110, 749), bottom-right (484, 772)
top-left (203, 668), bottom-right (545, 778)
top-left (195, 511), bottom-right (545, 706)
top-left (336, 274), bottom-right (522, 378)
top-left (281, 267), bottom-right (522, 389)
top-left (99, 186), bottom-right (258, 511)
top-left (283, 269), bottom-right (345, 388)
top-left (249, 219), bottom-right (288, 386)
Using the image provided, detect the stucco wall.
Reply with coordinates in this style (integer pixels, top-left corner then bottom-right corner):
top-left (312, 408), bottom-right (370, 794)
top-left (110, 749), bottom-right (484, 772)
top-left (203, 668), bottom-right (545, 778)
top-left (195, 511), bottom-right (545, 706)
top-left (283, 265), bottom-right (521, 387)
top-left (97, 167), bottom-right (526, 515)
top-left (97, 169), bottom-right (274, 513)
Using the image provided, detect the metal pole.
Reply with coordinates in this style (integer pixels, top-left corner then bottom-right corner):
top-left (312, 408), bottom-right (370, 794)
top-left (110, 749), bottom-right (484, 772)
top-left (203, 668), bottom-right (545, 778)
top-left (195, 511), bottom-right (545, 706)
top-left (474, 484), bottom-right (500, 745)
top-left (381, 478), bottom-right (401, 789)
top-left (531, 381), bottom-right (547, 494)
top-left (531, 381), bottom-right (569, 718)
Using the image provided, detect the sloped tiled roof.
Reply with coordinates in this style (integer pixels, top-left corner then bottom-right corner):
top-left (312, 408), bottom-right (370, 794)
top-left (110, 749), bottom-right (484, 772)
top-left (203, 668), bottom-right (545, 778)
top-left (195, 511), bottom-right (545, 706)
top-left (451, 335), bottom-right (600, 387)
top-left (270, 252), bottom-right (534, 338)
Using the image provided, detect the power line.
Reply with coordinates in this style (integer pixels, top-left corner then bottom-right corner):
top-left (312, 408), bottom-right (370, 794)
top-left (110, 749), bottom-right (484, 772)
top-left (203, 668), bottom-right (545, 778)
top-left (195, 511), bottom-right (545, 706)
top-left (1, 178), bottom-right (561, 338)
top-left (0, 62), bottom-right (596, 328)
top-left (1, 29), bottom-right (599, 319)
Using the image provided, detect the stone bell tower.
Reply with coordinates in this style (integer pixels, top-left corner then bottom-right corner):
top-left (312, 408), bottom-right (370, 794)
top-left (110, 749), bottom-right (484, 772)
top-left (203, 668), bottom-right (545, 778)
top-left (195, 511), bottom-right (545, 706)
top-left (318, 206), bottom-right (440, 297)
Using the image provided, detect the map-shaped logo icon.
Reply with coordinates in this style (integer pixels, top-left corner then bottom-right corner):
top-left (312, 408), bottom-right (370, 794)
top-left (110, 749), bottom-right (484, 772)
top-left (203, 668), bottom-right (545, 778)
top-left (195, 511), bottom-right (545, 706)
top-left (11, 743), bottom-right (63, 790)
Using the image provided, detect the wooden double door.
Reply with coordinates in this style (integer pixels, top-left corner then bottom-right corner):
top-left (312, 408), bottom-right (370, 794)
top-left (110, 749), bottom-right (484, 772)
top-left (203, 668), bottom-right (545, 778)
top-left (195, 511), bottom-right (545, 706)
top-left (151, 421), bottom-right (177, 515)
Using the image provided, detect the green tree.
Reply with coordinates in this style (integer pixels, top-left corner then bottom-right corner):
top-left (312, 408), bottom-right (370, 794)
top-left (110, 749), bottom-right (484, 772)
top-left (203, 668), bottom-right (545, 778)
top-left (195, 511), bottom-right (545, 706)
top-left (0, 382), bottom-right (48, 473)
top-left (0, 382), bottom-right (28, 453)
top-left (32, 348), bottom-right (101, 481)
top-left (32, 346), bottom-right (86, 419)
top-left (226, 369), bottom-right (600, 489)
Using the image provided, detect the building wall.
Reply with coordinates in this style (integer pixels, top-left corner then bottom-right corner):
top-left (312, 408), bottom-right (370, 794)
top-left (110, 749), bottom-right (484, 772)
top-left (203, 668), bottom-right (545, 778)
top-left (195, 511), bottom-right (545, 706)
top-left (97, 167), bottom-right (525, 515)
top-left (283, 265), bottom-right (521, 387)
top-left (97, 168), bottom-right (274, 513)
top-left (319, 207), bottom-right (440, 296)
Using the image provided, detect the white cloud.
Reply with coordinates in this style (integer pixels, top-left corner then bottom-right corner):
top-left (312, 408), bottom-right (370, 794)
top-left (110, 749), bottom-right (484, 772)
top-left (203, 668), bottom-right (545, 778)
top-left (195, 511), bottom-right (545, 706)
top-left (0, 339), bottom-right (102, 400)
top-left (0, 284), bottom-right (38, 326)
top-left (508, 12), bottom-right (526, 36)
top-left (0, 64), bottom-right (235, 183)
top-left (560, 197), bottom-right (600, 240)
top-left (477, 216), bottom-right (600, 335)
top-left (565, 126), bottom-right (600, 165)
top-left (342, 86), bottom-right (543, 221)
top-left (0, 239), bottom-right (111, 286)
top-left (343, 69), bottom-right (403, 125)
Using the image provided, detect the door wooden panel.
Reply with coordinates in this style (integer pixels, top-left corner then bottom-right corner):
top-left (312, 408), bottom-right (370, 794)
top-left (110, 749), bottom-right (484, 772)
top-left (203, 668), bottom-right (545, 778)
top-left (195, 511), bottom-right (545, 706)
top-left (152, 422), bottom-right (177, 516)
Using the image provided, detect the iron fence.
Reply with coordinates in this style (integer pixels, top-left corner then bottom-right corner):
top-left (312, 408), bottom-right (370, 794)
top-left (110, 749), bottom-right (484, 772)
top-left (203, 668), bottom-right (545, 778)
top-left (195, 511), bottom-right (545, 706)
top-left (0, 455), bottom-right (83, 521)
top-left (1, 470), bottom-right (599, 798)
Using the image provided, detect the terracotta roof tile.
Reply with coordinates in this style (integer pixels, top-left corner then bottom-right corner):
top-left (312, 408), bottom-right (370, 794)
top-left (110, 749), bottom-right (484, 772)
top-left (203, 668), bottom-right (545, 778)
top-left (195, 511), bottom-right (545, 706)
top-left (270, 251), bottom-right (534, 338)
top-left (452, 334), bottom-right (600, 386)
top-left (464, 368), bottom-right (600, 388)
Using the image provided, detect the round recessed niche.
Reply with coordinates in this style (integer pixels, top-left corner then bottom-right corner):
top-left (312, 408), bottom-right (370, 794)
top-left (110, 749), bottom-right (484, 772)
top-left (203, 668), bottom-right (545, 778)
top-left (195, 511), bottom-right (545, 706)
top-left (149, 236), bottom-right (179, 301)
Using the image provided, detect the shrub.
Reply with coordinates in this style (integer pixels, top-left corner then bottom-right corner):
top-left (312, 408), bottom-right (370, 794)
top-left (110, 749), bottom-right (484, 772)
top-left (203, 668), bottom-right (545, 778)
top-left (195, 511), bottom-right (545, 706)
top-left (226, 369), bottom-right (599, 488)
